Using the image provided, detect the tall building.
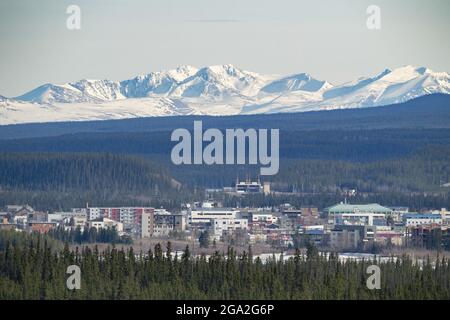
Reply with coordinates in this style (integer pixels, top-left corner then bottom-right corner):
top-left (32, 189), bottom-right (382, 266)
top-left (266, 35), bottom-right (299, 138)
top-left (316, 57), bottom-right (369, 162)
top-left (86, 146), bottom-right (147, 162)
top-left (141, 211), bottom-right (154, 238)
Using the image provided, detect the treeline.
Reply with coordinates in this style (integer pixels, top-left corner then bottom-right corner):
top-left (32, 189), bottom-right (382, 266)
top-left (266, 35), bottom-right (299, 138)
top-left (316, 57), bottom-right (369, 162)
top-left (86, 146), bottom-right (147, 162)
top-left (47, 227), bottom-right (132, 245)
top-left (222, 191), bottom-right (450, 212)
top-left (176, 145), bottom-right (450, 192)
top-left (0, 230), bottom-right (450, 299)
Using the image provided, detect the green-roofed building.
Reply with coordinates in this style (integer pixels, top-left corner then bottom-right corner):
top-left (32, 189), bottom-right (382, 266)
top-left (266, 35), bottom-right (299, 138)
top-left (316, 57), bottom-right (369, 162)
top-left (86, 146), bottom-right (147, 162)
top-left (325, 203), bottom-right (392, 226)
top-left (325, 203), bottom-right (392, 215)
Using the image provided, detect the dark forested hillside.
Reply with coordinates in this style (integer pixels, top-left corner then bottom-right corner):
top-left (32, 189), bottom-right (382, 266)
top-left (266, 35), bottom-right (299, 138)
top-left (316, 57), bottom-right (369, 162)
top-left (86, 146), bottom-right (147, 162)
top-left (0, 129), bottom-right (449, 162)
top-left (0, 146), bottom-right (449, 211)
top-left (0, 94), bottom-right (449, 211)
top-left (0, 153), bottom-right (189, 211)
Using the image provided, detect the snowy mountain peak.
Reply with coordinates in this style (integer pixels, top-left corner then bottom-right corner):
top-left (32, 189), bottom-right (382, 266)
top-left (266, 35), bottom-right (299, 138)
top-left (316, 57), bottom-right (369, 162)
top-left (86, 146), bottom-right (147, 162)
top-left (261, 73), bottom-right (332, 93)
top-left (3, 64), bottom-right (449, 125)
top-left (120, 65), bottom-right (199, 98)
top-left (381, 65), bottom-right (433, 83)
top-left (170, 64), bottom-right (265, 98)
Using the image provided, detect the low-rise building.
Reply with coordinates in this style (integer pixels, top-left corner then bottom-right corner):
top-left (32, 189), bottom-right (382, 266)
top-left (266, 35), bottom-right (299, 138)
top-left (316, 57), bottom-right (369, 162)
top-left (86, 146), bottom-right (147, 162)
top-left (189, 207), bottom-right (238, 225)
top-left (330, 225), bottom-right (376, 250)
top-left (410, 225), bottom-right (450, 249)
top-left (153, 212), bottom-right (186, 237)
top-left (88, 218), bottom-right (124, 232)
top-left (72, 216), bottom-right (87, 230)
top-left (235, 179), bottom-right (263, 193)
top-left (141, 211), bottom-right (186, 238)
top-left (0, 213), bottom-right (15, 231)
top-left (250, 212), bottom-right (278, 224)
top-left (212, 218), bottom-right (248, 240)
top-left (402, 213), bottom-right (442, 227)
top-left (375, 228), bottom-right (403, 246)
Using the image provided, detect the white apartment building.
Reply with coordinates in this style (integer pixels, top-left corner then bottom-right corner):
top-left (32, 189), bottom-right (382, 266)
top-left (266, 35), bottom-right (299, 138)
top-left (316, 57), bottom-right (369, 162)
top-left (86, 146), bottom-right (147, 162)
top-left (212, 218), bottom-right (249, 240)
top-left (189, 208), bottom-right (238, 224)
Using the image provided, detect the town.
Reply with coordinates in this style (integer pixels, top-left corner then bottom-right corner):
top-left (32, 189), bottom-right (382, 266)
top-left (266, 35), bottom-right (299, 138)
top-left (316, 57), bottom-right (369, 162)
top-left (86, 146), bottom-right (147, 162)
top-left (1, 179), bottom-right (449, 255)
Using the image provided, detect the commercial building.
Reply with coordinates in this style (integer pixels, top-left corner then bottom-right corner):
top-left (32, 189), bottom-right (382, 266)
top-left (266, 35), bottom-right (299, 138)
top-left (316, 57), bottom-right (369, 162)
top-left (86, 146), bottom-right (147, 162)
top-left (189, 207), bottom-right (238, 225)
top-left (326, 203), bottom-right (391, 226)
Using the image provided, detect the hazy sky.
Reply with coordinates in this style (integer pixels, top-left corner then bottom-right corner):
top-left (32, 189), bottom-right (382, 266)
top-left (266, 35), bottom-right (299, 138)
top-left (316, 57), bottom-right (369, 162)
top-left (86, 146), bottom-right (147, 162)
top-left (0, 0), bottom-right (449, 97)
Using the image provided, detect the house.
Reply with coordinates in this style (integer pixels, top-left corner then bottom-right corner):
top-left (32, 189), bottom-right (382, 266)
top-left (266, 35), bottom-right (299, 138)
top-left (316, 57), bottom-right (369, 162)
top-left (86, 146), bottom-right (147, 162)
top-left (5, 205), bottom-right (34, 216)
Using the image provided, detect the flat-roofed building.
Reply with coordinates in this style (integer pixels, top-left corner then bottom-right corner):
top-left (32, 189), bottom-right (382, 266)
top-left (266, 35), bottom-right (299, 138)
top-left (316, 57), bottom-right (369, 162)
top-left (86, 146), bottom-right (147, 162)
top-left (326, 203), bottom-right (391, 226)
top-left (189, 208), bottom-right (238, 225)
top-left (235, 179), bottom-right (263, 193)
top-left (141, 211), bottom-right (154, 238)
top-left (212, 218), bottom-right (248, 240)
top-left (403, 213), bottom-right (442, 227)
top-left (330, 225), bottom-right (376, 250)
top-left (153, 212), bottom-right (186, 237)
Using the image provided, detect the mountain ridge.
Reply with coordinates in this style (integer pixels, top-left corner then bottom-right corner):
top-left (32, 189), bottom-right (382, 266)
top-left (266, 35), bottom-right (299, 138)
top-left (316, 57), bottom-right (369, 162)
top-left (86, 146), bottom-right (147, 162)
top-left (1, 64), bottom-right (449, 125)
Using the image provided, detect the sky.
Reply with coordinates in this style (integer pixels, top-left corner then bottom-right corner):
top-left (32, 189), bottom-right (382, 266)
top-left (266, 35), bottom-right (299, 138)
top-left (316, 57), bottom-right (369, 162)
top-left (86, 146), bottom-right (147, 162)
top-left (0, 0), bottom-right (449, 97)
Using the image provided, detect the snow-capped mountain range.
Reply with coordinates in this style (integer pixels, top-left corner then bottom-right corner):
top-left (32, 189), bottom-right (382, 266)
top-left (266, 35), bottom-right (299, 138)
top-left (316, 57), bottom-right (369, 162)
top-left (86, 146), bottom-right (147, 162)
top-left (0, 64), bottom-right (449, 125)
